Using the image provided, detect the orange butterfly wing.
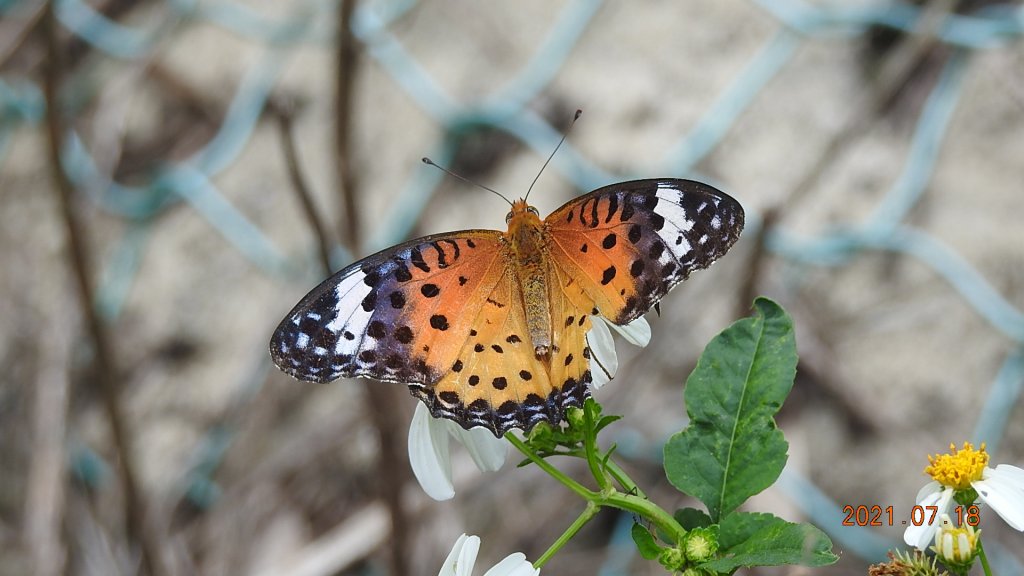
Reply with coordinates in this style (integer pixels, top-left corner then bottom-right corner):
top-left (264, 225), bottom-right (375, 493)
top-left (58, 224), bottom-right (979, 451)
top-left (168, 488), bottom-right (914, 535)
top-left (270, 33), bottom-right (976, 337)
top-left (546, 179), bottom-right (744, 326)
top-left (271, 179), bottom-right (744, 437)
top-left (417, 257), bottom-right (598, 435)
top-left (271, 230), bottom-right (609, 436)
top-left (271, 231), bottom-right (507, 387)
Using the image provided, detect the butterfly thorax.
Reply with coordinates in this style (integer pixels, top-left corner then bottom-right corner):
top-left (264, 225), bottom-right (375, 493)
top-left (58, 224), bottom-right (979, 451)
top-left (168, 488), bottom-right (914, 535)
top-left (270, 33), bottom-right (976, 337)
top-left (506, 199), bottom-right (553, 359)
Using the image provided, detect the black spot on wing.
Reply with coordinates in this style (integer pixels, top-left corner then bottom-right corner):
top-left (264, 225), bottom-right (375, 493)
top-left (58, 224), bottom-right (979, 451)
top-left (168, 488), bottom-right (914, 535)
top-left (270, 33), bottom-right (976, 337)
top-left (395, 326), bottom-right (414, 343)
top-left (390, 291), bottom-right (406, 308)
top-left (430, 315), bottom-right (449, 331)
top-left (601, 266), bottom-right (616, 285)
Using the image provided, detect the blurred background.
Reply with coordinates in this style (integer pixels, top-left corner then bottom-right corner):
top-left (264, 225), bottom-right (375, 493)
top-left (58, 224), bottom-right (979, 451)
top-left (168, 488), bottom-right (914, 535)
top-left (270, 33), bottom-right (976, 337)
top-left (1, 0), bottom-right (1023, 574)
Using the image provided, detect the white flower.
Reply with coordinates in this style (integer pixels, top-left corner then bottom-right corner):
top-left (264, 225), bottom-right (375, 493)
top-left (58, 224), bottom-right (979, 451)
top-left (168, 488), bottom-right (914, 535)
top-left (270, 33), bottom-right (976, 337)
top-left (409, 402), bottom-right (508, 501)
top-left (931, 513), bottom-right (980, 567)
top-left (904, 442), bottom-right (1024, 550)
top-left (974, 464), bottom-right (1024, 530)
top-left (904, 481), bottom-right (956, 550)
top-left (438, 534), bottom-right (539, 576)
top-left (587, 315), bottom-right (650, 389)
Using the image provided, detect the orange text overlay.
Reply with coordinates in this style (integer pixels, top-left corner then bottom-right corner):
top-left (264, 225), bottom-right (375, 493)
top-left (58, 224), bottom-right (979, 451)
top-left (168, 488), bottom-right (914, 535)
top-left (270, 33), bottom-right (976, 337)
top-left (841, 505), bottom-right (981, 527)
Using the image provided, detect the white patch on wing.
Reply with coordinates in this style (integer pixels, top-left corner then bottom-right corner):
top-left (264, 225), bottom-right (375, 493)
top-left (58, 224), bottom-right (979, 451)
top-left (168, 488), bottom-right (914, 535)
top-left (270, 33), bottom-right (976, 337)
top-left (655, 188), bottom-right (696, 257)
top-left (325, 269), bottom-right (375, 357)
top-left (295, 332), bottom-right (310, 349)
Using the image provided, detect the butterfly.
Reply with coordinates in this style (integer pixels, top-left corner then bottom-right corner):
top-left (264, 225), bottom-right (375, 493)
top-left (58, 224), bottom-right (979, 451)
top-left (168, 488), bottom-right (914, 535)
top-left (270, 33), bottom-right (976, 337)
top-left (270, 178), bottom-right (744, 437)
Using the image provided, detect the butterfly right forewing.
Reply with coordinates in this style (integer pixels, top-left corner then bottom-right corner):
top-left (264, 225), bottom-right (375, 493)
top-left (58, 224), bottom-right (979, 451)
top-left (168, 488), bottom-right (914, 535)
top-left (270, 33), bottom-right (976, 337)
top-left (546, 179), bottom-right (744, 326)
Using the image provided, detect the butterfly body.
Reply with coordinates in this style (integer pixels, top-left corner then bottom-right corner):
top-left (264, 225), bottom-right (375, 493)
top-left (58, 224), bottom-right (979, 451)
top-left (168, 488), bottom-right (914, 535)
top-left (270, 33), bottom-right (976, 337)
top-left (271, 179), bottom-right (744, 436)
top-left (507, 199), bottom-right (555, 357)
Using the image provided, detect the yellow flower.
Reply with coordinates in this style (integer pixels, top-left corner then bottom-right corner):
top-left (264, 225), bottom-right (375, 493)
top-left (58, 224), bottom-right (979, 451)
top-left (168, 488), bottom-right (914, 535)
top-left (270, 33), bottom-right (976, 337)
top-left (925, 442), bottom-right (988, 491)
top-left (904, 442), bottom-right (1024, 550)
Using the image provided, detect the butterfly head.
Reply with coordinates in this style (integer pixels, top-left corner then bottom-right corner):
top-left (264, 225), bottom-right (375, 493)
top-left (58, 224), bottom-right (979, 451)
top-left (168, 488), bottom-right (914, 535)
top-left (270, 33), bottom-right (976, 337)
top-left (505, 199), bottom-right (541, 227)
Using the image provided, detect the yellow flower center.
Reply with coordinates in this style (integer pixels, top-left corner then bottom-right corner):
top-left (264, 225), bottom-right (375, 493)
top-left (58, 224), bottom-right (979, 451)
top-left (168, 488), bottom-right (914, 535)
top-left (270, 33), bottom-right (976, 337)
top-left (925, 442), bottom-right (988, 490)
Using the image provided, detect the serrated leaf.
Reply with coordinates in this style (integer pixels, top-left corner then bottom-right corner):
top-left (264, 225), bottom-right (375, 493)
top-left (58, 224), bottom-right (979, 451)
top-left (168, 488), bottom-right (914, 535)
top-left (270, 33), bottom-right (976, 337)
top-left (674, 507), bottom-right (713, 530)
top-left (631, 523), bottom-right (662, 560)
top-left (663, 298), bottom-right (797, 520)
top-left (701, 512), bottom-right (837, 570)
top-left (718, 511), bottom-right (785, 549)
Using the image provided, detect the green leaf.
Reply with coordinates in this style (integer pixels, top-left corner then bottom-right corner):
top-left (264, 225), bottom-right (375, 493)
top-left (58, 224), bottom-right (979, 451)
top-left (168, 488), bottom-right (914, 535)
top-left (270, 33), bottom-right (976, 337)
top-left (630, 523), bottom-right (662, 560)
top-left (701, 512), bottom-right (837, 570)
top-left (663, 297), bottom-right (797, 520)
top-left (674, 507), bottom-right (713, 530)
top-left (595, 414), bottom-right (622, 434)
top-left (718, 511), bottom-right (785, 549)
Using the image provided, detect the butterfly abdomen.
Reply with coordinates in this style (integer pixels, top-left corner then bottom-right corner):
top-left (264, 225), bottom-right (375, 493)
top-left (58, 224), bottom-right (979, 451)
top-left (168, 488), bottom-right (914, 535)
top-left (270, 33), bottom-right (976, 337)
top-left (508, 200), bottom-right (555, 358)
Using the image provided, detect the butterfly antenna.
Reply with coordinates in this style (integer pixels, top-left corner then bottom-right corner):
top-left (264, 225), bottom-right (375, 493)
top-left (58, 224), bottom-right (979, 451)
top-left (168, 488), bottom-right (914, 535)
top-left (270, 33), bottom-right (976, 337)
top-left (524, 108), bottom-right (582, 202)
top-left (422, 157), bottom-right (513, 206)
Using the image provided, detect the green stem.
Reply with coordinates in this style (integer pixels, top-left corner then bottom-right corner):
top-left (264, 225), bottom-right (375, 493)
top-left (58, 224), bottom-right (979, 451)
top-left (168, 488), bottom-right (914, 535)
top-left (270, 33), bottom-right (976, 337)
top-left (977, 540), bottom-right (993, 576)
top-left (583, 407), bottom-right (611, 491)
top-left (600, 490), bottom-right (688, 544)
top-left (533, 502), bottom-right (600, 568)
top-left (603, 458), bottom-right (645, 498)
top-left (506, 434), bottom-right (595, 500)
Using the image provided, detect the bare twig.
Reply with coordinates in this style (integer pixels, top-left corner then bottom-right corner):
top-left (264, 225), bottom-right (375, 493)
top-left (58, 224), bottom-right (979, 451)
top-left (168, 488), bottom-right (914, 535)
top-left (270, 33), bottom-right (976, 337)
top-left (333, 2), bottom-right (410, 573)
top-left (42, 4), bottom-right (170, 576)
top-left (336, 0), bottom-right (361, 252)
top-left (25, 301), bottom-right (71, 576)
top-left (362, 384), bottom-right (411, 576)
top-left (271, 99), bottom-right (334, 276)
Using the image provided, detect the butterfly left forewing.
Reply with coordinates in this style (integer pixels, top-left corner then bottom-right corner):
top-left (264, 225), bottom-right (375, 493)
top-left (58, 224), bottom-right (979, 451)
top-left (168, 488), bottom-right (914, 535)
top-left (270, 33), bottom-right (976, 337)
top-left (546, 179), bottom-right (744, 325)
top-left (270, 230), bottom-right (506, 386)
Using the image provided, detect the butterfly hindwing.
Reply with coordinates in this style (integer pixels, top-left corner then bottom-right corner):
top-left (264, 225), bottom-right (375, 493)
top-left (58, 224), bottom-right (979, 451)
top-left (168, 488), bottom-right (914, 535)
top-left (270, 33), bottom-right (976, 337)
top-left (270, 230), bottom-right (506, 386)
top-left (546, 179), bottom-right (744, 325)
top-left (413, 258), bottom-right (598, 436)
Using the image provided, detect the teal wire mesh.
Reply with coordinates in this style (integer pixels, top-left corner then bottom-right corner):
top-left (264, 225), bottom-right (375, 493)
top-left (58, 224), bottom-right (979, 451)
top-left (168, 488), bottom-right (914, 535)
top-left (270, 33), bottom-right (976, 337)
top-left (2, 0), bottom-right (1022, 573)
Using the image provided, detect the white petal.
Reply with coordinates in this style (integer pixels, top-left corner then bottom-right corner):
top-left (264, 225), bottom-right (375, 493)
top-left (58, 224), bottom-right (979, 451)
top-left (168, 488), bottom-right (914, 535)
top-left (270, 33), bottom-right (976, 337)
top-left (482, 552), bottom-right (539, 576)
top-left (438, 534), bottom-right (472, 576)
top-left (453, 535), bottom-right (481, 576)
top-left (940, 532), bottom-right (953, 557)
top-left (903, 484), bottom-right (952, 549)
top-left (976, 465), bottom-right (1024, 531)
top-left (608, 315), bottom-right (651, 348)
top-left (450, 424), bottom-right (508, 472)
top-left (586, 317), bottom-right (617, 390)
top-left (409, 403), bottom-right (455, 501)
top-left (988, 463), bottom-right (1024, 484)
top-left (914, 480), bottom-right (943, 505)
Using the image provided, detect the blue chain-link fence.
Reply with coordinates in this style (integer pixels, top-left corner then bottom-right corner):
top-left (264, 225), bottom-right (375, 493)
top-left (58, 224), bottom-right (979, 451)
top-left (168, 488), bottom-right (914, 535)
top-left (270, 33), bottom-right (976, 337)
top-left (3, 0), bottom-right (1023, 573)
